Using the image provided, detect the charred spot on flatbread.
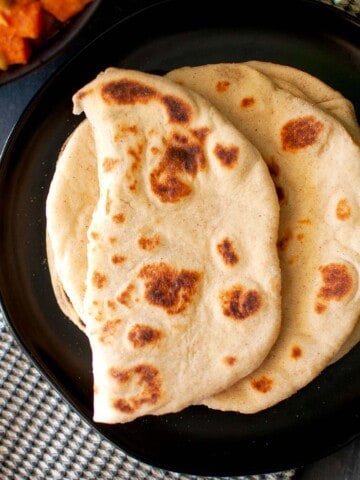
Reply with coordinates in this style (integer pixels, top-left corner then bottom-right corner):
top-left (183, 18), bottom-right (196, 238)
top-left (128, 324), bottom-right (162, 348)
top-left (251, 375), bottom-right (273, 393)
top-left (216, 80), bottom-right (230, 92)
top-left (102, 79), bottom-right (157, 104)
top-left (217, 238), bottom-right (239, 266)
top-left (150, 172), bottom-right (191, 203)
top-left (223, 355), bottom-right (237, 366)
top-left (138, 235), bottom-right (160, 251)
top-left (101, 79), bottom-right (192, 123)
top-left (315, 263), bottom-right (353, 314)
top-left (111, 364), bottom-right (162, 413)
top-left (281, 115), bottom-right (323, 152)
top-left (291, 345), bottom-right (302, 360)
top-left (139, 263), bottom-right (200, 314)
top-left (161, 95), bottom-right (192, 123)
top-left (111, 254), bottom-right (126, 265)
top-left (214, 144), bottom-right (239, 168)
top-left (117, 283), bottom-right (135, 307)
top-left (336, 198), bottom-right (351, 221)
top-left (92, 271), bottom-right (107, 289)
top-left (240, 96), bottom-right (255, 108)
top-left (119, 124), bottom-right (138, 135)
top-left (112, 213), bottom-right (125, 224)
top-left (220, 285), bottom-right (262, 320)
top-left (127, 146), bottom-right (142, 171)
top-left (150, 132), bottom-right (206, 203)
top-left (315, 302), bottom-right (327, 314)
top-left (317, 263), bottom-right (353, 302)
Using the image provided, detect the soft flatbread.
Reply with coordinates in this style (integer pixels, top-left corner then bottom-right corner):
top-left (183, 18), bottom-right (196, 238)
top-left (246, 60), bottom-right (360, 140)
top-left (70, 67), bottom-right (281, 423)
top-left (246, 61), bottom-right (360, 364)
top-left (46, 120), bottom-right (98, 331)
top-left (167, 63), bottom-right (360, 413)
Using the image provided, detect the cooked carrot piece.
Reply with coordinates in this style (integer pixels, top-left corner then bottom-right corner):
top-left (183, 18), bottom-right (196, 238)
top-left (0, 29), bottom-right (31, 64)
top-left (1, 2), bottom-right (43, 39)
top-left (0, 0), bottom-right (91, 69)
top-left (40, 0), bottom-right (91, 23)
top-left (0, 49), bottom-right (8, 69)
top-left (0, 0), bottom-right (13, 8)
top-left (14, 1), bottom-right (36, 5)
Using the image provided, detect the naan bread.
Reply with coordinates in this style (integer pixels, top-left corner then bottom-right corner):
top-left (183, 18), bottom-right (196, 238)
top-left (245, 61), bottom-right (360, 362)
top-left (71, 68), bottom-right (281, 423)
top-left (167, 63), bottom-right (360, 413)
top-left (46, 120), bottom-right (98, 331)
top-left (246, 61), bottom-right (360, 140)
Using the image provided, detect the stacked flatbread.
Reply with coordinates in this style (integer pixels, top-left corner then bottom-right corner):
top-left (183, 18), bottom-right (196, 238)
top-left (46, 62), bottom-right (360, 423)
top-left (47, 68), bottom-right (281, 423)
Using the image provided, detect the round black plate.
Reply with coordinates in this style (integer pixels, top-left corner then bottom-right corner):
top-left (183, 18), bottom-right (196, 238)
top-left (0, 0), bottom-right (360, 476)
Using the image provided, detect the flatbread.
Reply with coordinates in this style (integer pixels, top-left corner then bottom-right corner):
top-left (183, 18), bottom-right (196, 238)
top-left (167, 63), bottom-right (360, 413)
top-left (46, 120), bottom-right (98, 331)
top-left (246, 61), bottom-right (360, 141)
top-left (246, 61), bottom-right (360, 364)
top-left (69, 67), bottom-right (281, 423)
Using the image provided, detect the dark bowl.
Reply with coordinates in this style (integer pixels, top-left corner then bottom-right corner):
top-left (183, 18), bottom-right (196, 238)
top-left (0, 0), bottom-right (102, 86)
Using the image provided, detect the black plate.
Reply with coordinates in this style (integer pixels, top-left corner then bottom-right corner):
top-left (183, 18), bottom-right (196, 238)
top-left (0, 0), bottom-right (101, 86)
top-left (0, 0), bottom-right (360, 476)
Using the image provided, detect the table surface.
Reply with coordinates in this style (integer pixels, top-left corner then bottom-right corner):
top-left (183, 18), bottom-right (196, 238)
top-left (0, 1), bottom-right (359, 479)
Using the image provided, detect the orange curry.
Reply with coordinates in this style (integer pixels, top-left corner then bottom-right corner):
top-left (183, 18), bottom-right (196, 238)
top-left (0, 0), bottom-right (92, 70)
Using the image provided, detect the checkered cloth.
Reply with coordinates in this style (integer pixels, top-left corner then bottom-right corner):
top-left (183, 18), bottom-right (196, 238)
top-left (0, 1), bottom-right (358, 478)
